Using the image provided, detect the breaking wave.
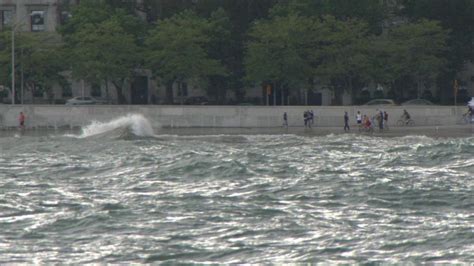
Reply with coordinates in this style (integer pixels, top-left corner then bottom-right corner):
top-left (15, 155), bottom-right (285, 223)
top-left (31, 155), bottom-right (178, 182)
top-left (78, 114), bottom-right (156, 138)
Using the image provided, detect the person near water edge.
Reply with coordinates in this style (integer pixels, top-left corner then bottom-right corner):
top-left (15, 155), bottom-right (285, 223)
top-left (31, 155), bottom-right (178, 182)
top-left (19, 112), bottom-right (26, 130)
top-left (356, 111), bottom-right (362, 129)
top-left (344, 111), bottom-right (350, 132)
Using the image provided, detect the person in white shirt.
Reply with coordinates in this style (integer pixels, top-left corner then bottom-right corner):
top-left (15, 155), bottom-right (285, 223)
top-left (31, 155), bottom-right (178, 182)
top-left (356, 111), bottom-right (362, 125)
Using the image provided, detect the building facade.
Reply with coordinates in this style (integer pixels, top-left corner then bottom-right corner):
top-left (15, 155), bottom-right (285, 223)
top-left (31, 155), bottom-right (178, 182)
top-left (0, 0), bottom-right (217, 105)
top-left (0, 0), bottom-right (74, 32)
top-left (1, 0), bottom-right (472, 106)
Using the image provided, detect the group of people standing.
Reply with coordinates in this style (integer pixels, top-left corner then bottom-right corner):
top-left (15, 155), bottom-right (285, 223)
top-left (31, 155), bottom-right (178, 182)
top-left (282, 110), bottom-right (316, 128)
top-left (352, 110), bottom-right (389, 132)
top-left (284, 109), bottom-right (391, 131)
top-left (303, 110), bottom-right (315, 128)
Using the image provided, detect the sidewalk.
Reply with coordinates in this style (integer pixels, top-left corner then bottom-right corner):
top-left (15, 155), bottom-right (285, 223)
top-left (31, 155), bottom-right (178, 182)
top-left (156, 124), bottom-right (474, 138)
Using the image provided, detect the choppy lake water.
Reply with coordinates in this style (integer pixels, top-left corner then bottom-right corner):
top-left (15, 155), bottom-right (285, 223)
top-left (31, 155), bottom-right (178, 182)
top-left (0, 114), bottom-right (473, 263)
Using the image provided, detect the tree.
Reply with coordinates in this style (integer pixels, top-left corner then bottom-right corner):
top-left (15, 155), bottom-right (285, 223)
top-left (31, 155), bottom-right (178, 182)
top-left (206, 8), bottom-right (233, 103)
top-left (366, 33), bottom-right (407, 101)
top-left (400, 0), bottom-right (474, 102)
top-left (0, 31), bottom-right (11, 92)
top-left (0, 31), bottom-right (67, 104)
top-left (61, 1), bottom-right (145, 104)
top-left (387, 19), bottom-right (449, 99)
top-left (270, 0), bottom-right (386, 34)
top-left (244, 14), bottom-right (315, 105)
top-left (310, 16), bottom-right (373, 104)
top-left (20, 33), bottom-right (67, 103)
top-left (145, 10), bottom-right (227, 104)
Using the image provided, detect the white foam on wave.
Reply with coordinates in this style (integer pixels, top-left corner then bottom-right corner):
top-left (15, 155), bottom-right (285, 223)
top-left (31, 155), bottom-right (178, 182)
top-left (468, 97), bottom-right (474, 108)
top-left (78, 114), bottom-right (156, 138)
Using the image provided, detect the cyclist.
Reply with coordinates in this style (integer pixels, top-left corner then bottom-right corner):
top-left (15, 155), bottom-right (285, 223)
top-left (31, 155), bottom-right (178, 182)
top-left (402, 109), bottom-right (411, 125)
top-left (466, 106), bottom-right (473, 123)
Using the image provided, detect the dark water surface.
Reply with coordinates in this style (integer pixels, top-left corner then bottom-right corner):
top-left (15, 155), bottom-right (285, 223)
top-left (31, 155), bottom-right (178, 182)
top-left (0, 115), bottom-right (473, 263)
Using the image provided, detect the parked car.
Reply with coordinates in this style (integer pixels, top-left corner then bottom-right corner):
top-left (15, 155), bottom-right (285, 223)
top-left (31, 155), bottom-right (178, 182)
top-left (65, 96), bottom-right (99, 105)
top-left (363, 99), bottom-right (397, 106)
top-left (401, 99), bottom-right (435, 105)
top-left (184, 96), bottom-right (209, 105)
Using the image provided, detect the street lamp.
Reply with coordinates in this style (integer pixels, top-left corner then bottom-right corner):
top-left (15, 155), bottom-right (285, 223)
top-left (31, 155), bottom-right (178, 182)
top-left (10, 13), bottom-right (32, 105)
top-left (11, 26), bottom-right (15, 105)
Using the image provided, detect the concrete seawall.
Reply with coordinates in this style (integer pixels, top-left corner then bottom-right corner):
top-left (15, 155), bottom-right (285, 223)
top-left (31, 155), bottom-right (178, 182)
top-left (0, 105), bottom-right (469, 129)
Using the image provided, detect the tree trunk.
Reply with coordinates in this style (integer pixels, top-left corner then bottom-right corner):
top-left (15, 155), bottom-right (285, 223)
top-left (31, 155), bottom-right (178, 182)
top-left (165, 80), bottom-right (174, 104)
top-left (178, 81), bottom-right (183, 105)
top-left (348, 76), bottom-right (355, 105)
top-left (417, 77), bottom-right (422, 99)
top-left (112, 80), bottom-right (127, 104)
top-left (280, 86), bottom-right (284, 106)
top-left (105, 78), bottom-right (110, 103)
top-left (273, 82), bottom-right (277, 106)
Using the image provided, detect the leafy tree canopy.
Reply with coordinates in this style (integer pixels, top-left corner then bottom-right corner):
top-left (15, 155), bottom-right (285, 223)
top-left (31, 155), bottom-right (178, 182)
top-left (145, 10), bottom-right (227, 84)
top-left (61, 2), bottom-right (143, 103)
top-left (244, 14), bottom-right (314, 90)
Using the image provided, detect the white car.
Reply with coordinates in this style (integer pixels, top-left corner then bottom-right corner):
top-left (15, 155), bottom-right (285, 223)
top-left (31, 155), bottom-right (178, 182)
top-left (65, 96), bottom-right (98, 105)
top-left (363, 99), bottom-right (397, 106)
top-left (401, 99), bottom-right (435, 105)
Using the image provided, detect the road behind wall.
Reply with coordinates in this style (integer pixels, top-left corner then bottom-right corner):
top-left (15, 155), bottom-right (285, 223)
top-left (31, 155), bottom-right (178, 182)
top-left (0, 105), bottom-right (469, 129)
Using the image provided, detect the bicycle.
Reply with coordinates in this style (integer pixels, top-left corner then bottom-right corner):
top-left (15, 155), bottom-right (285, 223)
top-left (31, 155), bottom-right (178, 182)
top-left (458, 113), bottom-right (473, 124)
top-left (359, 125), bottom-right (374, 134)
top-left (396, 118), bottom-right (415, 126)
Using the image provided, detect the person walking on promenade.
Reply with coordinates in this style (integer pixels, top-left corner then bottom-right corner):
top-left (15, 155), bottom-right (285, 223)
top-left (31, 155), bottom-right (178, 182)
top-left (344, 111), bottom-right (350, 132)
top-left (283, 112), bottom-right (288, 127)
top-left (402, 109), bottom-right (411, 125)
top-left (356, 111), bottom-right (362, 129)
top-left (465, 105), bottom-right (473, 123)
top-left (383, 111), bottom-right (389, 129)
top-left (304, 111), bottom-right (311, 128)
top-left (376, 109), bottom-right (384, 131)
top-left (309, 110), bottom-right (314, 126)
top-left (303, 111), bottom-right (308, 127)
top-left (18, 112), bottom-right (26, 130)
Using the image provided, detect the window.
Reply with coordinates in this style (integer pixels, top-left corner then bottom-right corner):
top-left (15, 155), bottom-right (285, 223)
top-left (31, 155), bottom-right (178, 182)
top-left (0, 10), bottom-right (12, 30)
top-left (31, 10), bottom-right (45, 32)
top-left (59, 11), bottom-right (71, 25)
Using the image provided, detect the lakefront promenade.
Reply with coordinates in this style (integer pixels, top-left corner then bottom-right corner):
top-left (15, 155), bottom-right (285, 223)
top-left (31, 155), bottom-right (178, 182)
top-left (0, 105), bottom-right (472, 137)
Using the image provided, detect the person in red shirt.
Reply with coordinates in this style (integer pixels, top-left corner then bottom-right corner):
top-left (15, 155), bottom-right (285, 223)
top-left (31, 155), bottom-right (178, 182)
top-left (19, 112), bottom-right (26, 129)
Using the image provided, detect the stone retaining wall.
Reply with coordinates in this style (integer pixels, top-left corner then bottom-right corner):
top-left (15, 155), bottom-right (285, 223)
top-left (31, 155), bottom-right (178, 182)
top-left (0, 105), bottom-right (468, 129)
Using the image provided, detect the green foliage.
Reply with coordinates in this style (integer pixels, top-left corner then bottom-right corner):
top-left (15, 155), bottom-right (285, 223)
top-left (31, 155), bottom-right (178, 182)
top-left (67, 20), bottom-right (141, 83)
top-left (391, 19), bottom-right (449, 80)
top-left (61, 1), bottom-right (145, 103)
top-left (311, 16), bottom-right (372, 88)
top-left (244, 14), bottom-right (314, 90)
top-left (2, 0), bottom-right (468, 105)
top-left (20, 33), bottom-right (67, 93)
top-left (245, 14), bottom-right (373, 101)
top-left (400, 0), bottom-right (474, 102)
top-left (0, 31), bottom-right (11, 87)
top-left (0, 30), bottom-right (67, 100)
top-left (145, 10), bottom-right (227, 94)
top-left (369, 19), bottom-right (449, 98)
top-left (270, 0), bottom-right (386, 34)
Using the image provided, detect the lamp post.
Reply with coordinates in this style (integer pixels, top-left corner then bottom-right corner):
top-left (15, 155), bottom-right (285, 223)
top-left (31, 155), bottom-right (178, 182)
top-left (11, 26), bottom-right (15, 105)
top-left (10, 12), bottom-right (31, 105)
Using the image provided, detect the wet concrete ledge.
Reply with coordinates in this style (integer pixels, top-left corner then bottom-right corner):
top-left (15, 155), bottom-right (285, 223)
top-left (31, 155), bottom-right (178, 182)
top-left (0, 104), bottom-right (472, 131)
top-left (1, 125), bottom-right (473, 139)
